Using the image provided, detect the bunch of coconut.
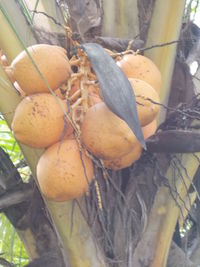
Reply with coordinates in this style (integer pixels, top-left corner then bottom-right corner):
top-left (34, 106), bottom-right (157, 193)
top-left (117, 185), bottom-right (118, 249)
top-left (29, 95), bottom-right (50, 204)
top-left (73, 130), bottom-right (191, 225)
top-left (9, 44), bottom-right (94, 202)
top-left (9, 44), bottom-right (161, 202)
top-left (81, 53), bottom-right (161, 170)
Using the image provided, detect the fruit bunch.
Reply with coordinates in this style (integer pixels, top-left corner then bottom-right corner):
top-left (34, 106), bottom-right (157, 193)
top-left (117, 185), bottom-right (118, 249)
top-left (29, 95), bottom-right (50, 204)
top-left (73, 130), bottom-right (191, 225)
top-left (7, 43), bottom-right (161, 202)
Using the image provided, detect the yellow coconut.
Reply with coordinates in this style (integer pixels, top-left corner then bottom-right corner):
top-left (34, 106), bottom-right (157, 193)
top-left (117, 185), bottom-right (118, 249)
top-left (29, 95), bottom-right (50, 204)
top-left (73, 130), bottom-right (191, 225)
top-left (129, 78), bottom-right (160, 126)
top-left (87, 84), bottom-right (101, 98)
top-left (142, 119), bottom-right (157, 140)
top-left (88, 91), bottom-right (102, 107)
top-left (81, 102), bottom-right (139, 160)
top-left (10, 44), bottom-right (72, 94)
top-left (103, 141), bottom-right (142, 170)
top-left (37, 139), bottom-right (94, 201)
top-left (117, 54), bottom-right (162, 94)
top-left (11, 93), bottom-right (73, 148)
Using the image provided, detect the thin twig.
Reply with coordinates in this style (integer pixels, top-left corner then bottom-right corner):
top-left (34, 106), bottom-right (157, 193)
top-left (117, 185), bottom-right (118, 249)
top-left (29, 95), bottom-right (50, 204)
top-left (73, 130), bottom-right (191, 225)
top-left (28, 9), bottom-right (64, 27)
top-left (139, 40), bottom-right (180, 53)
top-left (175, 155), bottom-right (200, 202)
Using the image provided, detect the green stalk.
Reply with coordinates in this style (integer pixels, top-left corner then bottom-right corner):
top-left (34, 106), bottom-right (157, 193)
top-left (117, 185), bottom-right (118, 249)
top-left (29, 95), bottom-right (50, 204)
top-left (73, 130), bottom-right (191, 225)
top-left (31, 0), bottom-right (40, 23)
top-left (0, 4), bottom-right (22, 62)
top-left (25, 0), bottom-right (64, 33)
top-left (145, 0), bottom-right (186, 122)
top-left (102, 0), bottom-right (139, 38)
top-left (0, 0), bottom-right (36, 51)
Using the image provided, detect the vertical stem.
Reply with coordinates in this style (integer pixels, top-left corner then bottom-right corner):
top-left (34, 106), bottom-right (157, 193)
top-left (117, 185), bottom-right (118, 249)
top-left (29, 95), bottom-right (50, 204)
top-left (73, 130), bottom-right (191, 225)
top-left (25, 0), bottom-right (64, 33)
top-left (102, 0), bottom-right (139, 38)
top-left (0, 0), bottom-right (36, 50)
top-left (133, 153), bottom-right (200, 267)
top-left (0, 3), bottom-right (23, 62)
top-left (145, 0), bottom-right (186, 122)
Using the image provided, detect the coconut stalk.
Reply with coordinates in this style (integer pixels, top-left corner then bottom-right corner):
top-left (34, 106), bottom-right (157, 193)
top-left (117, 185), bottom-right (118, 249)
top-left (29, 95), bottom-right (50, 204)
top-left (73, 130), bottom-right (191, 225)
top-left (25, 0), bottom-right (65, 33)
top-left (0, 0), bottom-right (36, 48)
top-left (0, 4), bottom-right (23, 62)
top-left (145, 0), bottom-right (186, 121)
top-left (132, 152), bottom-right (200, 267)
top-left (102, 0), bottom-right (139, 39)
top-left (132, 1), bottom-right (200, 266)
top-left (0, 3), bottom-right (106, 267)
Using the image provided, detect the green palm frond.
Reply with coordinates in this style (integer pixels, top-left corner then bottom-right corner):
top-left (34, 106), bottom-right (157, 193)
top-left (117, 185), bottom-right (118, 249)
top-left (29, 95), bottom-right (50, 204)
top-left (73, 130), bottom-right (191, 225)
top-left (0, 214), bottom-right (29, 266)
top-left (0, 117), bottom-right (29, 265)
top-left (17, 0), bottom-right (33, 25)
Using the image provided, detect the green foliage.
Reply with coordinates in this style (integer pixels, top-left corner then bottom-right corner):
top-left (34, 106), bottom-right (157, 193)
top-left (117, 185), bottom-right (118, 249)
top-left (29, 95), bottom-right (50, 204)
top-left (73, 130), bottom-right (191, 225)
top-left (0, 214), bottom-right (29, 266)
top-left (0, 116), bottom-right (29, 266)
top-left (184, 0), bottom-right (200, 23)
top-left (17, 0), bottom-right (33, 25)
top-left (0, 114), bottom-right (22, 164)
top-left (17, 0), bottom-right (40, 26)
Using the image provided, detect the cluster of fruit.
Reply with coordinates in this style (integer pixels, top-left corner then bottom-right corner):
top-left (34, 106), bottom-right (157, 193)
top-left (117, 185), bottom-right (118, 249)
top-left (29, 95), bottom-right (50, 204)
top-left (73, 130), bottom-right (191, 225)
top-left (6, 43), bottom-right (161, 202)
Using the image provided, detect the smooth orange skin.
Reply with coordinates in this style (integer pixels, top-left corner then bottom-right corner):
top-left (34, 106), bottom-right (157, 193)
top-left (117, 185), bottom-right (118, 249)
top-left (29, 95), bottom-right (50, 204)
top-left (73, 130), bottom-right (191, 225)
top-left (129, 78), bottom-right (160, 126)
top-left (11, 44), bottom-right (72, 94)
top-left (11, 93), bottom-right (71, 148)
top-left (81, 102), bottom-right (139, 160)
top-left (117, 54), bottom-right (162, 94)
top-left (103, 141), bottom-right (142, 170)
top-left (142, 119), bottom-right (157, 140)
top-left (87, 84), bottom-right (101, 98)
top-left (88, 92), bottom-right (102, 107)
top-left (37, 139), bottom-right (94, 201)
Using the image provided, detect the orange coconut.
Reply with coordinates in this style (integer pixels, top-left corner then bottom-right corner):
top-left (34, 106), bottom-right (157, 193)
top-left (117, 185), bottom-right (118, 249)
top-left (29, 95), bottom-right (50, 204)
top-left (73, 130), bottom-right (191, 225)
top-left (103, 141), bottom-right (142, 170)
top-left (129, 78), bottom-right (160, 126)
top-left (10, 44), bottom-right (72, 94)
top-left (81, 102), bottom-right (139, 160)
top-left (117, 54), bottom-right (162, 94)
top-left (142, 119), bottom-right (157, 140)
top-left (88, 84), bottom-right (101, 98)
top-left (37, 139), bottom-right (94, 201)
top-left (11, 93), bottom-right (73, 148)
top-left (88, 91), bottom-right (102, 107)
